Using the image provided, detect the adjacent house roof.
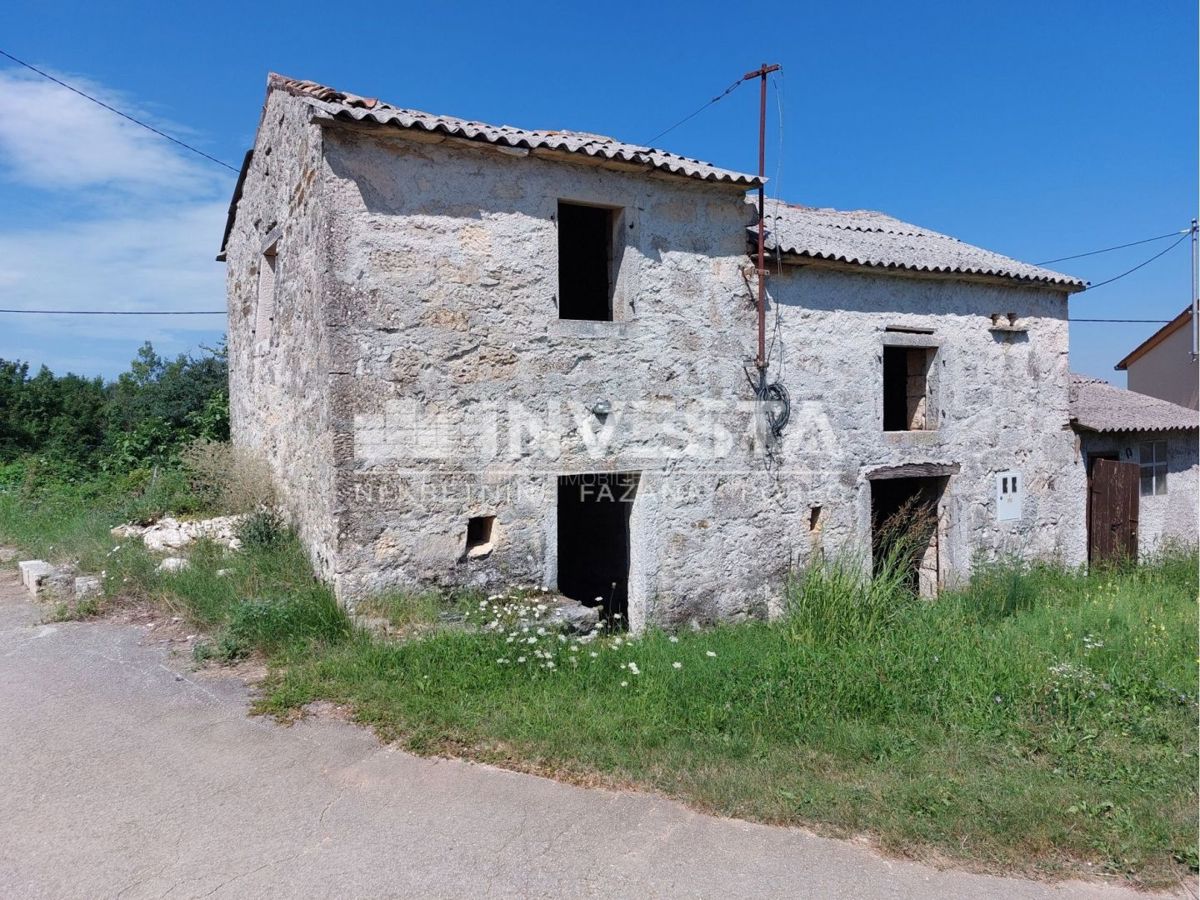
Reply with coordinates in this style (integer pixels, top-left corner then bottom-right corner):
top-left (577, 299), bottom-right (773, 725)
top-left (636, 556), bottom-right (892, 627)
top-left (1115, 307), bottom-right (1193, 370)
top-left (755, 200), bottom-right (1085, 291)
top-left (1069, 374), bottom-right (1199, 433)
top-left (270, 74), bottom-right (762, 189)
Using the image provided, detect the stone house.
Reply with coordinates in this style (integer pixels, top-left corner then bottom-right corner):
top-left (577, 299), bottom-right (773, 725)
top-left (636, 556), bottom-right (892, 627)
top-left (1114, 308), bottom-right (1198, 410)
top-left (220, 73), bottom-right (1097, 628)
top-left (1069, 374), bottom-right (1199, 562)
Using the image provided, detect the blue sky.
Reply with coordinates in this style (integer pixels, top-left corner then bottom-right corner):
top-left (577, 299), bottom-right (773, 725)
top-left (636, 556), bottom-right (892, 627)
top-left (0, 0), bottom-right (1195, 382)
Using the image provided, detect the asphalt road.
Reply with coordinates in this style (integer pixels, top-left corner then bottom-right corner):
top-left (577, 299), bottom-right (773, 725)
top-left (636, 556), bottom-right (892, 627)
top-left (0, 565), bottom-right (1174, 899)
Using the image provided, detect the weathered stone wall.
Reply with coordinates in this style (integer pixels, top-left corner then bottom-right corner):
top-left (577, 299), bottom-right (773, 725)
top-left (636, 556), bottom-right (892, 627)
top-left (766, 267), bottom-right (1086, 582)
top-left (224, 92), bottom-right (338, 579)
top-left (317, 125), bottom-right (792, 627)
top-left (228, 97), bottom-right (1086, 626)
top-left (304, 121), bottom-right (1084, 625)
top-left (1076, 430), bottom-right (1199, 555)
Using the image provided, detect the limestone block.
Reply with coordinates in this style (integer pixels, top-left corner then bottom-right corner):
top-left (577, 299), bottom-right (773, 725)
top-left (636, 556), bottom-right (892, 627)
top-left (18, 560), bottom-right (55, 593)
top-left (74, 575), bottom-right (103, 599)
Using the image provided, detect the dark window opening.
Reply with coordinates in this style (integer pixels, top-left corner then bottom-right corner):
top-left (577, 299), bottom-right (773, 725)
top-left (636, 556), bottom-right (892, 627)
top-left (557, 473), bottom-right (638, 624)
top-left (557, 201), bottom-right (616, 321)
top-left (883, 346), bottom-right (934, 431)
top-left (808, 505), bottom-right (823, 531)
top-left (465, 515), bottom-right (495, 557)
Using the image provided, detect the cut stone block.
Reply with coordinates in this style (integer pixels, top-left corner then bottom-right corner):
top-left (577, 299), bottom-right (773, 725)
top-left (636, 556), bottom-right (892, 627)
top-left (18, 560), bottom-right (55, 594)
top-left (75, 575), bottom-right (103, 599)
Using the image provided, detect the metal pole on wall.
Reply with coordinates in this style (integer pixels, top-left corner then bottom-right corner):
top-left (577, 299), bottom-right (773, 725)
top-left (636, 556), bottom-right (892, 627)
top-left (748, 63), bottom-right (780, 378)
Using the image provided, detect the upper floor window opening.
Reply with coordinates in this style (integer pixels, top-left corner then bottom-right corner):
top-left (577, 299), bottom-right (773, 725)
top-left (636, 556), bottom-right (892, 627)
top-left (557, 201), bottom-right (623, 321)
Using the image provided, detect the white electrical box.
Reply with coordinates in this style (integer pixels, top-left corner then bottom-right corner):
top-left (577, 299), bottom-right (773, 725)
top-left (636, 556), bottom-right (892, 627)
top-left (996, 470), bottom-right (1022, 521)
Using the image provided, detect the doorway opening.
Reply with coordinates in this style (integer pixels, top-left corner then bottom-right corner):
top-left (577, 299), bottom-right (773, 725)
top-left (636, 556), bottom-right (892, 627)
top-left (870, 475), bottom-right (946, 596)
top-left (557, 472), bottom-right (638, 623)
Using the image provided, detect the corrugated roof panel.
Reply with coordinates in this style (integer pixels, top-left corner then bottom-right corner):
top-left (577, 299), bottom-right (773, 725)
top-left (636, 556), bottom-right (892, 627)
top-left (756, 200), bottom-right (1085, 290)
top-left (1069, 374), bottom-right (1199, 433)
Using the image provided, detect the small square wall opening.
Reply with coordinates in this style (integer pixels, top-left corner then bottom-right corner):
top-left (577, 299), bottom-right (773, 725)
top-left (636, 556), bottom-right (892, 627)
top-left (883, 345), bottom-right (935, 431)
top-left (465, 515), bottom-right (495, 558)
top-left (557, 201), bottom-right (620, 321)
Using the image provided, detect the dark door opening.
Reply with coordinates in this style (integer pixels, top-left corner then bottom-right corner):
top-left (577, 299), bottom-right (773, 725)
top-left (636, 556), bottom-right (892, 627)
top-left (1087, 457), bottom-right (1139, 566)
top-left (870, 475), bottom-right (946, 596)
top-left (557, 473), bottom-right (638, 623)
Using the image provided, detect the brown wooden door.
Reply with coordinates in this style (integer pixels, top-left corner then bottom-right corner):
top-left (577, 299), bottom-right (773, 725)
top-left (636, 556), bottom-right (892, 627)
top-left (1088, 458), bottom-right (1139, 564)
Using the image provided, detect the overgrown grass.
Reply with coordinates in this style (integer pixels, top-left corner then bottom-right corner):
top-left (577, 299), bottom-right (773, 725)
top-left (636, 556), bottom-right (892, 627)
top-left (0, 475), bottom-right (350, 660)
top-left (119, 533), bottom-right (351, 662)
top-left (264, 551), bottom-right (1198, 887)
top-left (1, 478), bottom-right (1195, 887)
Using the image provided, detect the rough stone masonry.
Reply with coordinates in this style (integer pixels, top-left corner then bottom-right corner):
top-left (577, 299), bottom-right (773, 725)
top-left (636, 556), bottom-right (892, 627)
top-left (221, 74), bottom-right (1090, 629)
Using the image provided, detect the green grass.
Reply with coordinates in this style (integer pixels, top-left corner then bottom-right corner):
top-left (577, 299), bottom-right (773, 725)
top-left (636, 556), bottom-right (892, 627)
top-left (263, 553), bottom-right (1199, 887)
top-left (0, 477), bottom-right (350, 660)
top-left (1, 477), bottom-right (1196, 887)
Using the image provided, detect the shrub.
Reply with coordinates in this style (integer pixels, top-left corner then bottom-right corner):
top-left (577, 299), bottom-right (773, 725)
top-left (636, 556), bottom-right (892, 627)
top-left (179, 439), bottom-right (276, 514)
top-left (236, 509), bottom-right (287, 550)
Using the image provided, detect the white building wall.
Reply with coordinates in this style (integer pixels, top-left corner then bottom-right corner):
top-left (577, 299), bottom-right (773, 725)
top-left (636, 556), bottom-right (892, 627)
top-left (1125, 322), bottom-right (1199, 410)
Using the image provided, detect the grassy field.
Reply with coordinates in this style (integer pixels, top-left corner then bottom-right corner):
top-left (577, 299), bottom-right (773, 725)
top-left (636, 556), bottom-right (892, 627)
top-left (1, 478), bottom-right (1196, 888)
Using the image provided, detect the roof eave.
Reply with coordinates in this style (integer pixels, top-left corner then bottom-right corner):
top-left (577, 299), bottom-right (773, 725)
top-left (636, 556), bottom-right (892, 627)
top-left (216, 149), bottom-right (254, 261)
top-left (770, 250), bottom-right (1085, 292)
top-left (1114, 307), bottom-right (1193, 370)
top-left (1070, 420), bottom-right (1199, 434)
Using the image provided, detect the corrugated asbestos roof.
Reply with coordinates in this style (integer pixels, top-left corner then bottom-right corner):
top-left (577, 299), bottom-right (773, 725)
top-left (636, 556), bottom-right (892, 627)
top-left (1069, 374), bottom-right (1199, 433)
top-left (756, 200), bottom-right (1085, 291)
top-left (269, 74), bottom-right (761, 188)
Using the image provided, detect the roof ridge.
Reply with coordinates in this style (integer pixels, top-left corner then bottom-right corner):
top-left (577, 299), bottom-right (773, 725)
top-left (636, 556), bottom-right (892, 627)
top-left (264, 73), bottom-right (761, 188)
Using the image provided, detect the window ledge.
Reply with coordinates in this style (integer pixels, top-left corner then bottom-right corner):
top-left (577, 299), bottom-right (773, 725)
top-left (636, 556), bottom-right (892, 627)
top-left (883, 430), bottom-right (941, 444)
top-left (550, 319), bottom-right (635, 339)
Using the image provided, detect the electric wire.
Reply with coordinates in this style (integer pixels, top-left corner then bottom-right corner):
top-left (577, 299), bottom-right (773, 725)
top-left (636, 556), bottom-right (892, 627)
top-left (1036, 229), bottom-right (1190, 265)
top-left (1083, 231), bottom-right (1191, 291)
top-left (0, 308), bottom-right (225, 315)
top-left (0, 48), bottom-right (239, 173)
top-left (1070, 318), bottom-right (1172, 323)
top-left (643, 75), bottom-right (747, 147)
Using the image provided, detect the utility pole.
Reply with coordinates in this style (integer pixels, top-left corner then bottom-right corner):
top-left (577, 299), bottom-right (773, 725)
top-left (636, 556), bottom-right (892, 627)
top-left (1191, 218), bottom-right (1198, 361)
top-left (746, 63), bottom-right (780, 379)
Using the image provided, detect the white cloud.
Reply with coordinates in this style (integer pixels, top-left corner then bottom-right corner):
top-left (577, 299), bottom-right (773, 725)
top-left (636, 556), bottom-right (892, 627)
top-left (0, 67), bottom-right (237, 374)
top-left (0, 69), bottom-right (224, 194)
top-left (0, 201), bottom-right (228, 327)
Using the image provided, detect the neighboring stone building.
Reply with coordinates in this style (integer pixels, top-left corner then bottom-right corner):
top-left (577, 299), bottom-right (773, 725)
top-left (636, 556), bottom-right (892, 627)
top-left (219, 73), bottom-right (1094, 628)
top-left (1069, 374), bottom-right (1199, 562)
top-left (1114, 308), bottom-right (1198, 410)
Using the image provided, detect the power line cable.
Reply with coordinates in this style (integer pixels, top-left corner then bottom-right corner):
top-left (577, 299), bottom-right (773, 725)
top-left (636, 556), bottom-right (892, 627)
top-left (1071, 318), bottom-right (1172, 323)
top-left (1083, 231), bottom-right (1191, 291)
top-left (0, 48), bottom-right (239, 173)
top-left (0, 308), bottom-right (225, 315)
top-left (1037, 229), bottom-right (1190, 265)
top-left (643, 75), bottom-right (747, 147)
